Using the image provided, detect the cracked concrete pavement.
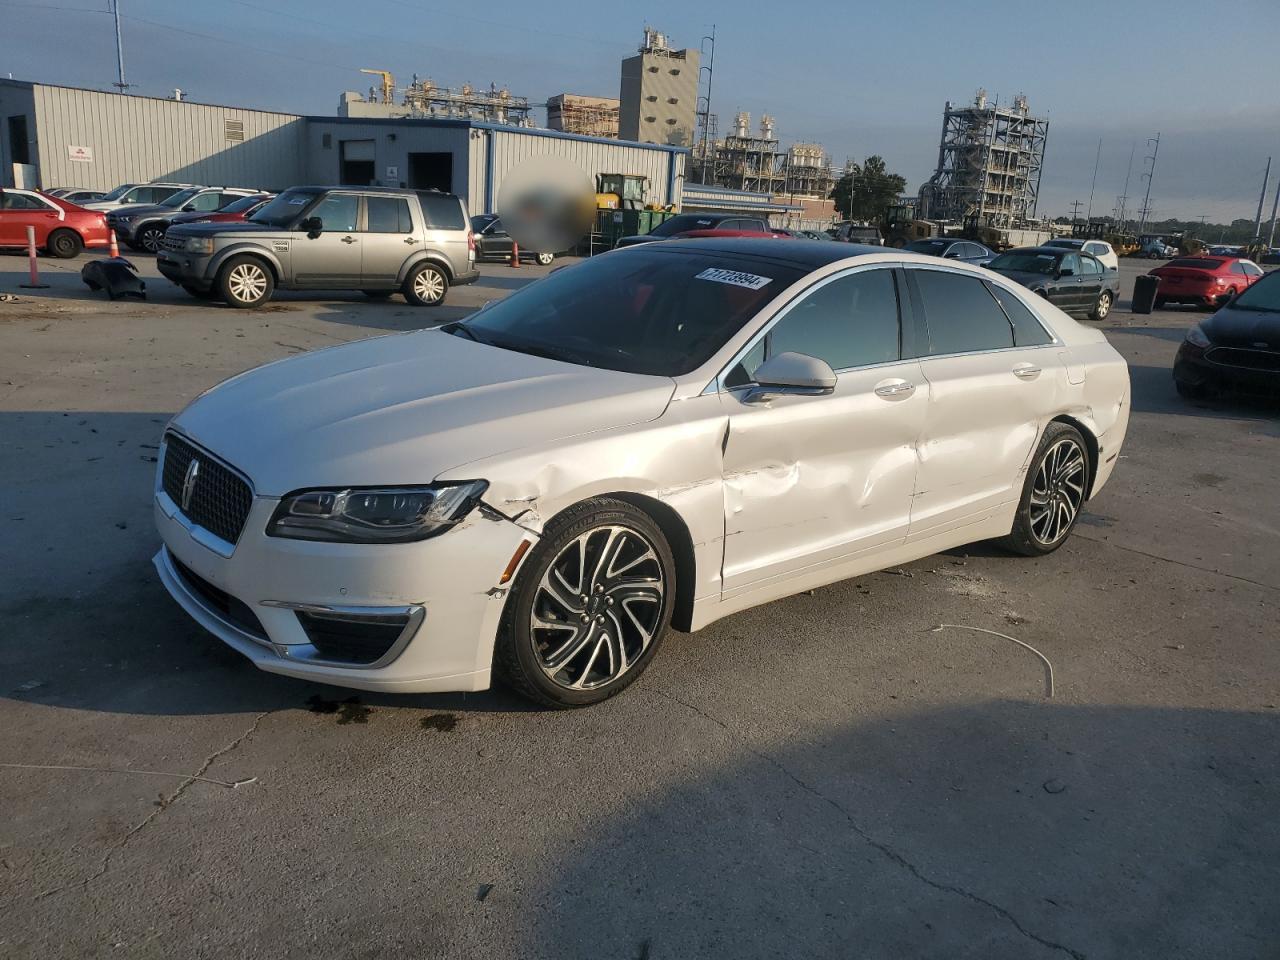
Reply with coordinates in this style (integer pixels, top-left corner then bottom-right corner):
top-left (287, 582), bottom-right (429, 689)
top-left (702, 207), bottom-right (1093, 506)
top-left (1, 256), bottom-right (1277, 958)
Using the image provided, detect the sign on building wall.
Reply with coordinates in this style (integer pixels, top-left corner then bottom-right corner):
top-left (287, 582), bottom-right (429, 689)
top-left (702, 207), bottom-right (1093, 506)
top-left (385, 165), bottom-right (399, 179)
top-left (67, 145), bottom-right (94, 163)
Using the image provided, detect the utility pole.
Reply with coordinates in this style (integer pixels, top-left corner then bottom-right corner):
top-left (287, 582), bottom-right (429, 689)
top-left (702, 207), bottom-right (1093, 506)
top-left (695, 25), bottom-right (716, 183)
top-left (1117, 141), bottom-right (1135, 232)
top-left (1137, 133), bottom-right (1160, 236)
top-left (1086, 137), bottom-right (1101, 222)
top-left (1253, 156), bottom-right (1272, 240)
top-left (111, 0), bottom-right (129, 91)
top-left (1267, 178), bottom-right (1280, 249)
top-left (1069, 199), bottom-right (1083, 222)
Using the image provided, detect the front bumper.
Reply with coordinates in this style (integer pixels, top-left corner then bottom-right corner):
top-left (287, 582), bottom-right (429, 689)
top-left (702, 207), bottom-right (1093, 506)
top-left (157, 251), bottom-right (215, 288)
top-left (154, 475), bottom-right (532, 693)
top-left (1174, 342), bottom-right (1280, 396)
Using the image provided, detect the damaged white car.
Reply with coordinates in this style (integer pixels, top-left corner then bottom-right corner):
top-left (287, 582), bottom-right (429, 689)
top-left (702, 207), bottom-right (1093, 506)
top-left (153, 239), bottom-right (1129, 707)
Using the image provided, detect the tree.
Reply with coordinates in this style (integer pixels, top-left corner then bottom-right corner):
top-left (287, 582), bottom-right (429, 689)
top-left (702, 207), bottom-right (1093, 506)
top-left (830, 156), bottom-right (907, 223)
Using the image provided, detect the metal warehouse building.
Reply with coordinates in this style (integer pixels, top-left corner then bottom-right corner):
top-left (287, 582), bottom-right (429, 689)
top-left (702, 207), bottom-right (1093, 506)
top-left (0, 79), bottom-right (686, 212)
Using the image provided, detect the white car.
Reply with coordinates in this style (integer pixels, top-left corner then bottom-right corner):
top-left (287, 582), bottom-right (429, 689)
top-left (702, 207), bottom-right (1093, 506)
top-left (153, 240), bottom-right (1130, 707)
top-left (1045, 237), bottom-right (1119, 272)
top-left (81, 182), bottom-right (198, 212)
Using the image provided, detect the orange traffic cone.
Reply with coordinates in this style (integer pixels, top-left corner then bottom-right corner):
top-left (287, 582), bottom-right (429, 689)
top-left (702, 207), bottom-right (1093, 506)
top-left (510, 240), bottom-right (520, 268)
top-left (109, 230), bottom-right (120, 258)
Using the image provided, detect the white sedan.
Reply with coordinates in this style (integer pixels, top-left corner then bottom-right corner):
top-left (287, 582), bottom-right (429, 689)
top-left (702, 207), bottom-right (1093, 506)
top-left (153, 240), bottom-right (1130, 707)
top-left (1044, 237), bottom-right (1120, 272)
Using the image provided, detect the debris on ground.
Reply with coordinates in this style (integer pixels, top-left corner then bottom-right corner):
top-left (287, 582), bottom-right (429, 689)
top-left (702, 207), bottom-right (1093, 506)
top-left (931, 623), bottom-right (1056, 698)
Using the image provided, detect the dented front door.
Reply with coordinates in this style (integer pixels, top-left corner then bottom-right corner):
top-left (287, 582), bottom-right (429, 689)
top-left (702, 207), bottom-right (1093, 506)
top-left (719, 360), bottom-right (927, 595)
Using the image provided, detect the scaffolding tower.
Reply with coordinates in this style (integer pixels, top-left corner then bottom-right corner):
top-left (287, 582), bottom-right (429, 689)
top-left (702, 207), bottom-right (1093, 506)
top-left (398, 76), bottom-right (533, 124)
top-left (690, 113), bottom-right (833, 199)
top-left (919, 90), bottom-right (1048, 228)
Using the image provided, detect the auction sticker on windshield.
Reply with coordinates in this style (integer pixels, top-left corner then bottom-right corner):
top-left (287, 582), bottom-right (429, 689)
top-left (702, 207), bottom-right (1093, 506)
top-left (694, 267), bottom-right (773, 290)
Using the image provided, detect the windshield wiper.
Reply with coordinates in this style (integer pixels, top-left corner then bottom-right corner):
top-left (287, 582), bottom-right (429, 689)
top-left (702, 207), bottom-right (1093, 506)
top-left (441, 321), bottom-right (485, 343)
top-left (483, 336), bottom-right (593, 366)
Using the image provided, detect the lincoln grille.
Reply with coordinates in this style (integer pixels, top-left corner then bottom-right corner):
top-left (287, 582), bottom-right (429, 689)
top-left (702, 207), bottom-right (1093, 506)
top-left (162, 433), bottom-right (254, 545)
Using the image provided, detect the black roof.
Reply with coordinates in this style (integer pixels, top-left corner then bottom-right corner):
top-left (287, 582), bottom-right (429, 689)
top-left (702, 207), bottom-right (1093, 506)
top-left (655, 237), bottom-right (885, 268)
top-left (1004, 246), bottom-right (1072, 257)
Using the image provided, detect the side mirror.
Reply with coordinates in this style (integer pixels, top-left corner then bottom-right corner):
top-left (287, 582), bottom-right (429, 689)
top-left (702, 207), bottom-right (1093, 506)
top-left (299, 216), bottom-right (322, 237)
top-left (1058, 267), bottom-right (1075, 278)
top-left (944, 250), bottom-right (959, 258)
top-left (181, 203), bottom-right (196, 211)
top-left (742, 352), bottom-right (837, 404)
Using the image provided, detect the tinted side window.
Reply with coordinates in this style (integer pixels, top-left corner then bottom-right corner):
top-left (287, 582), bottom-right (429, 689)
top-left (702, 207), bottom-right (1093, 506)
top-left (1229, 262), bottom-right (1247, 275)
top-left (418, 193), bottom-right (465, 230)
top-left (729, 269), bottom-right (900, 383)
top-left (913, 270), bottom-right (1014, 355)
top-left (1079, 256), bottom-right (1101, 276)
top-left (366, 196), bottom-right (412, 233)
top-left (146, 187), bottom-right (181, 203)
top-left (188, 192), bottom-right (224, 211)
top-left (1062, 253), bottom-right (1083, 275)
top-left (313, 193), bottom-right (359, 232)
top-left (985, 282), bottom-right (1053, 347)
top-left (1243, 262), bottom-right (1263, 276)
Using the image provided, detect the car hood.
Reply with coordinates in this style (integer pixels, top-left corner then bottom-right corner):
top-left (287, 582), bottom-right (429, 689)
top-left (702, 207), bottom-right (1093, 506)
top-left (108, 203), bottom-right (179, 219)
top-left (170, 329), bottom-right (677, 497)
top-left (1203, 304), bottom-right (1280, 349)
top-left (165, 221), bottom-right (284, 238)
top-left (989, 268), bottom-right (1052, 287)
top-left (614, 234), bottom-right (664, 247)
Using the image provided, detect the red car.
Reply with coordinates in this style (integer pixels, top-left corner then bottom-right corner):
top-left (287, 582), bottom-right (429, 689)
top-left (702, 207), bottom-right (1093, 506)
top-left (1150, 256), bottom-right (1266, 309)
top-left (0, 188), bottom-right (110, 258)
top-left (674, 228), bottom-right (797, 240)
top-left (166, 192), bottom-right (274, 229)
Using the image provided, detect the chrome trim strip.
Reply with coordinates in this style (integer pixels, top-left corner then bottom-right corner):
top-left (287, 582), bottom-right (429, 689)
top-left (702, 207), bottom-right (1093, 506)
top-left (156, 489), bottom-right (236, 559)
top-left (258, 600), bottom-right (425, 670)
top-left (154, 546), bottom-right (279, 655)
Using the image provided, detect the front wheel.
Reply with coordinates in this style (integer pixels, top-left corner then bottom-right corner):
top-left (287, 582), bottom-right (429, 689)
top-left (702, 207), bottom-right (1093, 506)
top-left (1089, 290), bottom-right (1113, 320)
top-left (535, 252), bottom-right (555, 266)
top-left (217, 256), bottom-right (274, 308)
top-left (402, 262), bottom-right (448, 305)
top-left (1001, 422), bottom-right (1090, 557)
top-left (136, 224), bottom-right (166, 253)
top-left (47, 228), bottom-right (82, 259)
top-left (495, 498), bottom-right (675, 708)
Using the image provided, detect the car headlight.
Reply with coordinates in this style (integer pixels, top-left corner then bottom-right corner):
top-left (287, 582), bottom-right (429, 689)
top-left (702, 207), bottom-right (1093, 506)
top-left (267, 481), bottom-right (488, 543)
top-left (1185, 324), bottom-right (1211, 348)
top-left (184, 237), bottom-right (214, 254)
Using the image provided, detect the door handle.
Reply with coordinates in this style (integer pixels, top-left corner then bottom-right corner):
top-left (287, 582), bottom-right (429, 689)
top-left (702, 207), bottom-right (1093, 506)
top-left (404, 237), bottom-right (418, 244)
top-left (340, 235), bottom-right (357, 244)
top-left (873, 379), bottom-right (915, 399)
top-left (1012, 363), bottom-right (1042, 380)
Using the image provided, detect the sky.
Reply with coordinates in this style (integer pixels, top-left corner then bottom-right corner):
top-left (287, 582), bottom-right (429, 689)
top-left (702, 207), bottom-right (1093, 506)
top-left (4, 0), bottom-right (1280, 224)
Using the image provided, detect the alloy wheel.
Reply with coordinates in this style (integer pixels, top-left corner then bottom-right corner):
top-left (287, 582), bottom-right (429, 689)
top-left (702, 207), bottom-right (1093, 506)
top-left (227, 263), bottom-right (268, 304)
top-left (1029, 437), bottom-right (1086, 546)
top-left (530, 525), bottom-right (664, 691)
top-left (412, 268), bottom-right (445, 304)
top-left (1095, 291), bottom-right (1112, 319)
top-left (140, 227), bottom-right (165, 253)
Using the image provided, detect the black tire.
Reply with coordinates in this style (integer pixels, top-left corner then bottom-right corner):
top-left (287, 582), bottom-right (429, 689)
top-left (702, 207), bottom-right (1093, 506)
top-left (362, 290), bottom-right (393, 299)
top-left (182, 284), bottom-right (219, 301)
top-left (1000, 422), bottom-right (1091, 557)
top-left (535, 252), bottom-right (555, 266)
top-left (494, 497), bottom-right (676, 708)
top-left (1154, 297), bottom-right (1167, 309)
top-left (47, 228), bottom-right (82, 259)
top-left (402, 262), bottom-right (449, 306)
top-left (1089, 289), bottom-right (1113, 320)
top-left (1175, 379), bottom-right (1211, 400)
top-left (136, 223), bottom-right (166, 254)
top-left (217, 255), bottom-right (274, 308)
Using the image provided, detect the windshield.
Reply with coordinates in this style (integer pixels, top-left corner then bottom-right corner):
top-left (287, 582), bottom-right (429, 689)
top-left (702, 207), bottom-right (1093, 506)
top-left (161, 188), bottom-right (201, 209)
top-left (649, 214), bottom-right (728, 237)
top-left (249, 188), bottom-right (322, 227)
top-left (451, 248), bottom-right (806, 376)
top-left (1167, 258), bottom-right (1224, 270)
top-left (218, 194), bottom-right (266, 214)
top-left (905, 240), bottom-right (949, 253)
top-left (98, 184), bottom-right (139, 202)
top-left (1228, 270), bottom-right (1280, 312)
top-left (989, 251), bottom-right (1060, 275)
top-left (1045, 239), bottom-right (1081, 249)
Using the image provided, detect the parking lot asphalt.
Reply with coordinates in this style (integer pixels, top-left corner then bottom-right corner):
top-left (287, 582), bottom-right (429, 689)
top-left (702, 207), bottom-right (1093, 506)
top-left (1, 253), bottom-right (1277, 959)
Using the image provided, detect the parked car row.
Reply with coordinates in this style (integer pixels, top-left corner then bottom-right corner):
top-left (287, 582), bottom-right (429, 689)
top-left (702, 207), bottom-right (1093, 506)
top-left (106, 186), bottom-right (265, 252)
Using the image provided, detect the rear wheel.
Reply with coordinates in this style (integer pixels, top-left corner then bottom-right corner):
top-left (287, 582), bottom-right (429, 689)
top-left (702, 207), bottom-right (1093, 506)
top-left (495, 498), bottom-right (675, 708)
top-left (1089, 289), bottom-right (1113, 320)
top-left (1154, 297), bottom-right (1167, 309)
top-left (403, 262), bottom-right (448, 306)
top-left (535, 252), bottom-right (555, 266)
top-left (1001, 422), bottom-right (1090, 557)
top-left (47, 228), bottom-right (82, 259)
top-left (217, 256), bottom-right (274, 308)
top-left (136, 223), bottom-right (166, 253)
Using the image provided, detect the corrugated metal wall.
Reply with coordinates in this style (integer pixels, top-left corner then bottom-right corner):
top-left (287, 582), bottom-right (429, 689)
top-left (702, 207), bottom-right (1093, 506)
top-left (481, 129), bottom-right (683, 214)
top-left (31, 84), bottom-right (305, 191)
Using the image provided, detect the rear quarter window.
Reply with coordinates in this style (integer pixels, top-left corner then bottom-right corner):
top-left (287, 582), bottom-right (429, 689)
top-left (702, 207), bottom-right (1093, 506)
top-left (912, 270), bottom-right (1015, 355)
top-left (417, 193), bottom-right (465, 230)
top-left (984, 282), bottom-right (1054, 346)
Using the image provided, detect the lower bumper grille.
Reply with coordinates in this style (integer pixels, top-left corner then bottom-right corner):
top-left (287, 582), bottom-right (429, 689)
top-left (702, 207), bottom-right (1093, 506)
top-left (1206, 346), bottom-right (1280, 372)
top-left (295, 610), bottom-right (411, 665)
top-left (170, 554), bottom-right (267, 640)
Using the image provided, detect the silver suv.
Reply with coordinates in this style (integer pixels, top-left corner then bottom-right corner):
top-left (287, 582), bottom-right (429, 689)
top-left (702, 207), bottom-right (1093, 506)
top-left (158, 186), bottom-right (479, 308)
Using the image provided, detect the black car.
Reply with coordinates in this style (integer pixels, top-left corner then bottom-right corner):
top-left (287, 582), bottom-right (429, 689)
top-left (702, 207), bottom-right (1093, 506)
top-left (985, 246), bottom-right (1120, 320)
top-left (1173, 270), bottom-right (1280, 399)
top-left (614, 212), bottom-right (767, 248)
top-left (903, 237), bottom-right (995, 265)
top-left (469, 214), bottom-right (556, 265)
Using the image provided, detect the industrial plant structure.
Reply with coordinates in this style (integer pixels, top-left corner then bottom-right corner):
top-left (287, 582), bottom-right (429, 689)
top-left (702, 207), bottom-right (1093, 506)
top-left (619, 28), bottom-right (699, 148)
top-left (339, 72), bottom-right (534, 126)
top-left (918, 90), bottom-right (1048, 228)
top-left (547, 94), bottom-right (619, 138)
top-left (689, 112), bottom-right (835, 201)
